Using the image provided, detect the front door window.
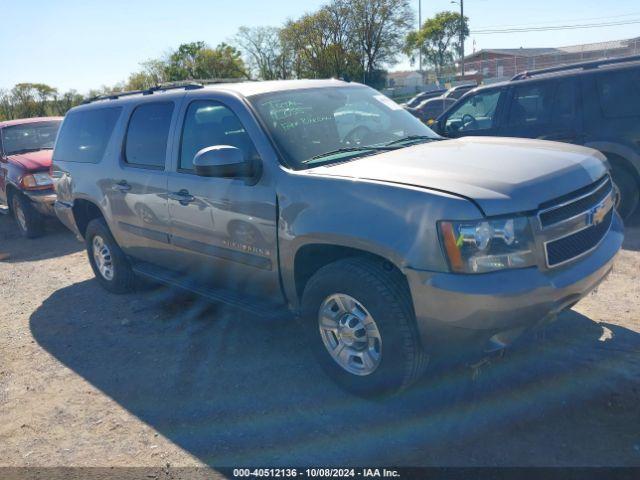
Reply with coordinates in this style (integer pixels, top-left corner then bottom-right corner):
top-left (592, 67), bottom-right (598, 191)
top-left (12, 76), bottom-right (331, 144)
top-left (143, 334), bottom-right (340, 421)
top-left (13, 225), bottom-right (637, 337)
top-left (444, 90), bottom-right (502, 135)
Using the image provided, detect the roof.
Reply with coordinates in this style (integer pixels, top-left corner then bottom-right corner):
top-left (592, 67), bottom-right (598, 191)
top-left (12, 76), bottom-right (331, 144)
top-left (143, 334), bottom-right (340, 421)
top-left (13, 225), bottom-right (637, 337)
top-left (453, 54), bottom-right (640, 100)
top-left (465, 48), bottom-right (557, 60)
top-left (465, 36), bottom-right (640, 61)
top-left (0, 116), bottom-right (63, 129)
top-left (212, 78), bottom-right (355, 97)
top-left (387, 71), bottom-right (422, 79)
top-left (78, 79), bottom-right (357, 109)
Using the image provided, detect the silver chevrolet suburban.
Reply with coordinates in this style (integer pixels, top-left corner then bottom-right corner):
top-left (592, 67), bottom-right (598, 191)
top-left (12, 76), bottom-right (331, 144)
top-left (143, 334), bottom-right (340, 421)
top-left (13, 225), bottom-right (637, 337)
top-left (53, 79), bottom-right (623, 396)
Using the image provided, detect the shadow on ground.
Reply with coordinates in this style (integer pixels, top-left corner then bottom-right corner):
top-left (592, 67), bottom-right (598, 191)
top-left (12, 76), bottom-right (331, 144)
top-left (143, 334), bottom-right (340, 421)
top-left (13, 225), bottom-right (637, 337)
top-left (30, 278), bottom-right (640, 466)
top-left (0, 214), bottom-right (82, 262)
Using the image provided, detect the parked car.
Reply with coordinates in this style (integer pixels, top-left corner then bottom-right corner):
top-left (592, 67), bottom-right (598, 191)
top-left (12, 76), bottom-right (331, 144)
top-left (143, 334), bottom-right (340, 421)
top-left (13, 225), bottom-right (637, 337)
top-left (432, 55), bottom-right (640, 219)
top-left (442, 82), bottom-right (477, 100)
top-left (0, 117), bottom-right (63, 237)
top-left (406, 97), bottom-right (457, 124)
top-left (53, 80), bottom-right (622, 396)
top-left (403, 88), bottom-right (447, 108)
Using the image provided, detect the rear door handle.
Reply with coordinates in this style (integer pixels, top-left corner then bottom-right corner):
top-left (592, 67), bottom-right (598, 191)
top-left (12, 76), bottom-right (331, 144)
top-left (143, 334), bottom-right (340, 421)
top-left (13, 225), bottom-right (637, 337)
top-left (169, 189), bottom-right (195, 205)
top-left (113, 180), bottom-right (131, 192)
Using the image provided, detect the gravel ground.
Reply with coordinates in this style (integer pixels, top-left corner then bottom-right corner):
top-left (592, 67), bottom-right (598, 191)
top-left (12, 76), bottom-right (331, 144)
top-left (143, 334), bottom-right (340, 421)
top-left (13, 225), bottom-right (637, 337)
top-left (0, 212), bottom-right (639, 473)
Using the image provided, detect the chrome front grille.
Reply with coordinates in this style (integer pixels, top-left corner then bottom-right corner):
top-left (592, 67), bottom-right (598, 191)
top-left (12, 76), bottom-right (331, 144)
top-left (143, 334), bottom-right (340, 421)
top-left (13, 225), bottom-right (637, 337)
top-left (538, 176), bottom-right (615, 268)
top-left (539, 176), bottom-right (612, 227)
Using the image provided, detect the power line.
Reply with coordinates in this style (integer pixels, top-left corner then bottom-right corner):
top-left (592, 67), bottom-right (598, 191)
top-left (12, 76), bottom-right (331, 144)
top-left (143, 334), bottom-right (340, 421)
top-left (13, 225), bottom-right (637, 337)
top-left (473, 11), bottom-right (640, 30)
top-left (471, 18), bottom-right (640, 34)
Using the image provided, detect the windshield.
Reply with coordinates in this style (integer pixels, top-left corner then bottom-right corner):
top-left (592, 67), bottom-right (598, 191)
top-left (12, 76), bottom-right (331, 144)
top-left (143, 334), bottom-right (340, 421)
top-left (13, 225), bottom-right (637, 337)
top-left (1, 121), bottom-right (62, 156)
top-left (250, 86), bottom-right (439, 169)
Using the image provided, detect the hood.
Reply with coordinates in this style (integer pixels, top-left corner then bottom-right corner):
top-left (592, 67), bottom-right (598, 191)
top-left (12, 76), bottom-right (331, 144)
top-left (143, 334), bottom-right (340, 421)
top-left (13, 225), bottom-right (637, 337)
top-left (308, 136), bottom-right (608, 216)
top-left (7, 149), bottom-right (53, 171)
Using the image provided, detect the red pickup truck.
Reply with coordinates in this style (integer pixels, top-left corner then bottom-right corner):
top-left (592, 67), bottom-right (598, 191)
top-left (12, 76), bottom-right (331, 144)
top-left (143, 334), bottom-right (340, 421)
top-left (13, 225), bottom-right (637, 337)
top-left (0, 117), bottom-right (63, 237)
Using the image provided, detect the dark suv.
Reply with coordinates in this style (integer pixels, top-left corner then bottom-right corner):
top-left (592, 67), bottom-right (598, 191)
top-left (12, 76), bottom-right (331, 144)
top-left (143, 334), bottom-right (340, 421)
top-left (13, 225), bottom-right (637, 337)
top-left (432, 56), bottom-right (640, 219)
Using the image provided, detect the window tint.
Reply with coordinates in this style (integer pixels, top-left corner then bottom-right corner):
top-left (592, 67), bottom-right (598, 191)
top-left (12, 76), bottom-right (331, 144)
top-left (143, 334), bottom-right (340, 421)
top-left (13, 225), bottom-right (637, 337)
top-left (507, 83), bottom-right (555, 126)
top-left (444, 90), bottom-right (502, 133)
top-left (53, 108), bottom-right (121, 163)
top-left (552, 80), bottom-right (579, 130)
top-left (125, 102), bottom-right (174, 168)
top-left (179, 101), bottom-right (258, 171)
top-left (597, 69), bottom-right (640, 118)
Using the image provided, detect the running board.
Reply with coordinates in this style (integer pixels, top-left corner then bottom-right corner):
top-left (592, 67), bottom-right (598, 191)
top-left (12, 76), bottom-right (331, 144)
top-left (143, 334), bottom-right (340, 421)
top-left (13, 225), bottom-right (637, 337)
top-left (131, 262), bottom-right (290, 321)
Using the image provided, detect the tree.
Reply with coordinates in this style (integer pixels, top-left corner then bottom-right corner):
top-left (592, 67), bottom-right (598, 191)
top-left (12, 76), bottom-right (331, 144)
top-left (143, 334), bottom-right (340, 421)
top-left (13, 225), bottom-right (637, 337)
top-left (8, 83), bottom-right (58, 118)
top-left (280, 6), bottom-right (361, 80)
top-left (405, 11), bottom-right (469, 75)
top-left (0, 83), bottom-right (84, 120)
top-left (52, 90), bottom-right (83, 116)
top-left (160, 41), bottom-right (248, 82)
top-left (350, 0), bottom-right (414, 80)
top-left (194, 43), bottom-right (248, 79)
top-left (235, 26), bottom-right (289, 80)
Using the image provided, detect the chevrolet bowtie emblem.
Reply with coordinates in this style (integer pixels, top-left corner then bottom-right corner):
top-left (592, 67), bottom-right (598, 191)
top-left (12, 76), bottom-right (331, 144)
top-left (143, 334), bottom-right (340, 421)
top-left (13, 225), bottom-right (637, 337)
top-left (587, 200), bottom-right (608, 226)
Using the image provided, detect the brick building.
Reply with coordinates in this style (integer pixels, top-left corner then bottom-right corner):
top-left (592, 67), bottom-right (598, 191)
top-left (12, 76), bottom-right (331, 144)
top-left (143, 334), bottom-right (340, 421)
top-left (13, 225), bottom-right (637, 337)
top-left (463, 36), bottom-right (640, 82)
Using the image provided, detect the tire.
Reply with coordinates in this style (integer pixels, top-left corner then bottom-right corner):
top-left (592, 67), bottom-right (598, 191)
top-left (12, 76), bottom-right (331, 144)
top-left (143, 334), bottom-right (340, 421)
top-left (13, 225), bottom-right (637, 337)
top-left (300, 257), bottom-right (428, 397)
top-left (11, 192), bottom-right (44, 238)
top-left (85, 218), bottom-right (135, 294)
top-left (610, 162), bottom-right (639, 220)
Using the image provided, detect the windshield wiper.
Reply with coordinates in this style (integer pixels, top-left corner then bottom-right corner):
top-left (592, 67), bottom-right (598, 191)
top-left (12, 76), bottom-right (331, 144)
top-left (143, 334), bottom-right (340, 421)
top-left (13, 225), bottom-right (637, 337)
top-left (382, 135), bottom-right (437, 147)
top-left (8, 147), bottom-right (51, 155)
top-left (303, 145), bottom-right (397, 164)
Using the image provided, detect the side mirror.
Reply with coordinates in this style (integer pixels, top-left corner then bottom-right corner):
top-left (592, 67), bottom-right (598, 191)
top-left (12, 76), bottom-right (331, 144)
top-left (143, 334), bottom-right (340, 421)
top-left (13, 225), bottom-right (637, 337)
top-left (430, 119), bottom-right (444, 135)
top-left (193, 145), bottom-right (254, 178)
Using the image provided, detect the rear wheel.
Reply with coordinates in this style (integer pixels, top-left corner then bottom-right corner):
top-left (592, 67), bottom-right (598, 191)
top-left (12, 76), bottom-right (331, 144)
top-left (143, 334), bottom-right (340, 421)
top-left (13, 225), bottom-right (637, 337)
top-left (301, 257), bottom-right (428, 397)
top-left (610, 162), bottom-right (639, 220)
top-left (11, 192), bottom-right (44, 238)
top-left (85, 218), bottom-right (135, 294)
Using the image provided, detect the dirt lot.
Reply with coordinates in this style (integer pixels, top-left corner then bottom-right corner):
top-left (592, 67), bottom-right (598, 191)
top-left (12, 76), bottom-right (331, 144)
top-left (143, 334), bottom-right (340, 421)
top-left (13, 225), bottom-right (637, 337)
top-left (0, 212), bottom-right (639, 472)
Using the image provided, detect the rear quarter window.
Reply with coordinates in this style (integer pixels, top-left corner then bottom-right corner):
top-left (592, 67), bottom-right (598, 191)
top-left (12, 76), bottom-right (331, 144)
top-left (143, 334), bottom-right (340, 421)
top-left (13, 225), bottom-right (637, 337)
top-left (596, 69), bottom-right (640, 118)
top-left (53, 107), bottom-right (122, 164)
top-left (124, 102), bottom-right (174, 168)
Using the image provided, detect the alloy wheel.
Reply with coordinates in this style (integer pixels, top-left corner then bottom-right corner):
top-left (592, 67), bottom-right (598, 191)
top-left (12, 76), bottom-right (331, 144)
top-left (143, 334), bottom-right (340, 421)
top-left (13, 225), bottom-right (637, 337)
top-left (318, 293), bottom-right (382, 376)
top-left (92, 235), bottom-right (114, 281)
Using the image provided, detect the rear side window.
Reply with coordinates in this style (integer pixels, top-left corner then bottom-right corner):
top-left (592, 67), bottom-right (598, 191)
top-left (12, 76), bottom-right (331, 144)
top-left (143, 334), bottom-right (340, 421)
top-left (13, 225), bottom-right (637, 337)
top-left (53, 107), bottom-right (121, 163)
top-left (552, 79), bottom-right (579, 130)
top-left (125, 102), bottom-right (174, 168)
top-left (596, 69), bottom-right (640, 118)
top-left (507, 83), bottom-right (555, 126)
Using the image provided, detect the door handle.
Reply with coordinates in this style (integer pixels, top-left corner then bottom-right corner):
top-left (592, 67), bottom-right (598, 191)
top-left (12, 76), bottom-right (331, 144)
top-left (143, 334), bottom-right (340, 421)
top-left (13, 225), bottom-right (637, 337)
top-left (169, 189), bottom-right (195, 206)
top-left (113, 180), bottom-right (131, 192)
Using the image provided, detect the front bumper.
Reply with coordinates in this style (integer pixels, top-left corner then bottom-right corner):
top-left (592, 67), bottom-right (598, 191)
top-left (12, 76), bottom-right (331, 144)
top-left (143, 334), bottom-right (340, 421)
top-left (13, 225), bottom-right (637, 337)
top-left (54, 200), bottom-right (82, 240)
top-left (25, 189), bottom-right (57, 216)
top-left (405, 212), bottom-right (624, 358)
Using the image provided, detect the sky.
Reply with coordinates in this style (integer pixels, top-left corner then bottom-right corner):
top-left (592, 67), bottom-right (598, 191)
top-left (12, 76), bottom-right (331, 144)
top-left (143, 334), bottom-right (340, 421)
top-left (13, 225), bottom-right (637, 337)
top-left (1, 0), bottom-right (639, 93)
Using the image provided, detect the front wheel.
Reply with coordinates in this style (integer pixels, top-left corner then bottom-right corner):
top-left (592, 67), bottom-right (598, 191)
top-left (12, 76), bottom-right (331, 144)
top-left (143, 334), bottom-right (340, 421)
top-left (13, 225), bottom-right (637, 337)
top-left (611, 163), bottom-right (639, 220)
top-left (300, 257), bottom-right (428, 397)
top-left (11, 192), bottom-right (44, 238)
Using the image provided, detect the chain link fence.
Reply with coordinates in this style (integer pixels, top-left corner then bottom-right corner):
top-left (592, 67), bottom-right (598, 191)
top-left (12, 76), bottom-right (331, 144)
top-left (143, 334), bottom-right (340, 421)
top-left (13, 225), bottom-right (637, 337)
top-left (384, 37), bottom-right (640, 101)
top-left (462, 37), bottom-right (640, 84)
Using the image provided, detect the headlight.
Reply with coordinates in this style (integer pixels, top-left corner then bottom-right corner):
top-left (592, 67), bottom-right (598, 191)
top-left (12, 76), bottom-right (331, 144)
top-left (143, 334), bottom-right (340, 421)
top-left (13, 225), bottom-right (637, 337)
top-left (438, 217), bottom-right (536, 273)
top-left (21, 173), bottom-right (53, 189)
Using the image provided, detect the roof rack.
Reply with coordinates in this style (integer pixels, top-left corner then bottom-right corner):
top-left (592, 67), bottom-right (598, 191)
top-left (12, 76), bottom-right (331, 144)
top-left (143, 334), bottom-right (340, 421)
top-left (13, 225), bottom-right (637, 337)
top-left (511, 54), bottom-right (640, 81)
top-left (81, 78), bottom-right (252, 104)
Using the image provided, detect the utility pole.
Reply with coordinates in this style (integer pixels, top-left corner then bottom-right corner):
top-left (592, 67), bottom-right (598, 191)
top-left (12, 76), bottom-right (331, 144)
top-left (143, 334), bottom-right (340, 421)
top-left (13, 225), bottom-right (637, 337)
top-left (418, 0), bottom-right (422, 75)
top-left (460, 0), bottom-right (465, 76)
